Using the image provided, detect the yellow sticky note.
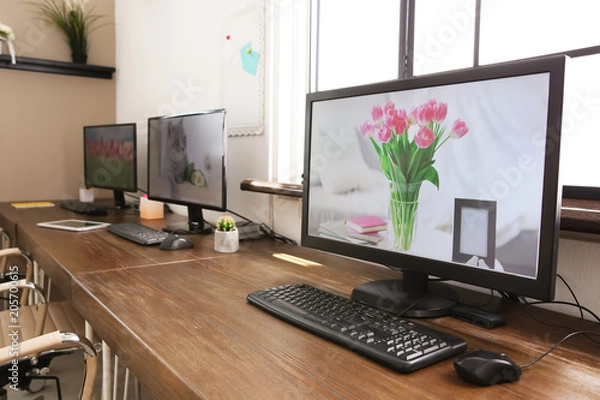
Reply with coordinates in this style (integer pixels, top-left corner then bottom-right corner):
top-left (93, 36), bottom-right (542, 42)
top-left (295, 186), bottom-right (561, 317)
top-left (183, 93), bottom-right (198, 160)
top-left (11, 201), bottom-right (55, 209)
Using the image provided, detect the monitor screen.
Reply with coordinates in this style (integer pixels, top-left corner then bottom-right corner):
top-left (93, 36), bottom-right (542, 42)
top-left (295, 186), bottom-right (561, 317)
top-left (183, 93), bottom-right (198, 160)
top-left (84, 123), bottom-right (137, 208)
top-left (302, 56), bottom-right (567, 317)
top-left (147, 109), bottom-right (227, 234)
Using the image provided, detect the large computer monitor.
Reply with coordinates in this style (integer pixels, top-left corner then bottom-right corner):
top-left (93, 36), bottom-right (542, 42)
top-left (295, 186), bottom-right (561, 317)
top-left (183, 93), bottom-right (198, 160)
top-left (84, 123), bottom-right (137, 208)
top-left (147, 109), bottom-right (227, 234)
top-left (302, 56), bottom-right (567, 318)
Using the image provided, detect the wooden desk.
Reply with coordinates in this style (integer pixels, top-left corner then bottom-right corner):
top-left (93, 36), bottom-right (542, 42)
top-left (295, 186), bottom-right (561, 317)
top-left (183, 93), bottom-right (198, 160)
top-left (2, 204), bottom-right (600, 398)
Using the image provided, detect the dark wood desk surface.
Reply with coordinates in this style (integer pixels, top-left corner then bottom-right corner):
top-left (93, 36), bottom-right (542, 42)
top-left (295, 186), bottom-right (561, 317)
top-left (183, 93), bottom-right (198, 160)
top-left (0, 201), bottom-right (222, 301)
top-left (2, 204), bottom-right (600, 398)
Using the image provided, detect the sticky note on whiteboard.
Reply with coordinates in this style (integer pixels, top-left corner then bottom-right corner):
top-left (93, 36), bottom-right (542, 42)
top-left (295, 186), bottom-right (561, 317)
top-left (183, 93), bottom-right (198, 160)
top-left (240, 41), bottom-right (260, 76)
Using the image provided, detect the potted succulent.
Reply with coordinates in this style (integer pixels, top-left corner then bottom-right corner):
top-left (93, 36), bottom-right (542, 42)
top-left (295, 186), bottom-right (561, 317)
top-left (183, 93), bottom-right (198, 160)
top-left (30, 0), bottom-right (103, 64)
top-left (214, 215), bottom-right (239, 253)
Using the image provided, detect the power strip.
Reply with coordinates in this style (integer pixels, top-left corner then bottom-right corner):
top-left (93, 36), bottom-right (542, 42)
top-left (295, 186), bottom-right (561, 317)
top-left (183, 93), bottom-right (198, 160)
top-left (238, 222), bottom-right (261, 240)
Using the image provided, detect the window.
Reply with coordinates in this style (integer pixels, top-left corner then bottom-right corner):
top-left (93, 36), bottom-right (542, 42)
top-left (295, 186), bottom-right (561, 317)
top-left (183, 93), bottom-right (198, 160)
top-left (479, 0), bottom-right (600, 65)
top-left (413, 0), bottom-right (474, 76)
top-left (269, 0), bottom-right (600, 194)
top-left (314, 0), bottom-right (400, 91)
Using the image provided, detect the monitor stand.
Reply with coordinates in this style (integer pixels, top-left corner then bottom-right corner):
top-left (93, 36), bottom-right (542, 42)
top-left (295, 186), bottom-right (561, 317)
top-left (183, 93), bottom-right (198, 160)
top-left (164, 205), bottom-right (213, 235)
top-left (113, 190), bottom-right (130, 209)
top-left (351, 271), bottom-right (458, 318)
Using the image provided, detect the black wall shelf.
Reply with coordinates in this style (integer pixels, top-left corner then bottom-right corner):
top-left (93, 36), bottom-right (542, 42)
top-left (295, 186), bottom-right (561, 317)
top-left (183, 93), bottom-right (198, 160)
top-left (0, 55), bottom-right (115, 79)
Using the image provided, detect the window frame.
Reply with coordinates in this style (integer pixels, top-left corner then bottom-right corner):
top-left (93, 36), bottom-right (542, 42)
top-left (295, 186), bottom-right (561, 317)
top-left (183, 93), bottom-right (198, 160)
top-left (309, 0), bottom-right (600, 200)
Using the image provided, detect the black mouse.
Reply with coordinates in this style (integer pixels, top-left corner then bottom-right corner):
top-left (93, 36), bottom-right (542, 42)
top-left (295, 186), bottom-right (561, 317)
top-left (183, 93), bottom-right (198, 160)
top-left (159, 234), bottom-right (194, 250)
top-left (454, 349), bottom-right (522, 386)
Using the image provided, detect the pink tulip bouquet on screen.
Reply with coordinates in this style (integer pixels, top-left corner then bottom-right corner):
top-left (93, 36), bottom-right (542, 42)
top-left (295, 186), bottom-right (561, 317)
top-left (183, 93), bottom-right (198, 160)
top-left (360, 99), bottom-right (469, 250)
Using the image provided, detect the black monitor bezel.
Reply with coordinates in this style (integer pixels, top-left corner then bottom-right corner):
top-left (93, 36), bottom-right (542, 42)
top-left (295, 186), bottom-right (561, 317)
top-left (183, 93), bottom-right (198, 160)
top-left (301, 56), bottom-right (566, 301)
top-left (146, 109), bottom-right (228, 213)
top-left (83, 122), bottom-right (138, 193)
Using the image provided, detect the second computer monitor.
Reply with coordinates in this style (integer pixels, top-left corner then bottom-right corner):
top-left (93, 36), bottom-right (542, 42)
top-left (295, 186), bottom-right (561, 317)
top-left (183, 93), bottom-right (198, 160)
top-left (84, 123), bottom-right (137, 208)
top-left (147, 109), bottom-right (227, 234)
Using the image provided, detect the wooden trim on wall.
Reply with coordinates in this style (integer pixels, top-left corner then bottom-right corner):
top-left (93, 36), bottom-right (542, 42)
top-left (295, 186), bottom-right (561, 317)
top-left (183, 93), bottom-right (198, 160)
top-left (0, 55), bottom-right (115, 79)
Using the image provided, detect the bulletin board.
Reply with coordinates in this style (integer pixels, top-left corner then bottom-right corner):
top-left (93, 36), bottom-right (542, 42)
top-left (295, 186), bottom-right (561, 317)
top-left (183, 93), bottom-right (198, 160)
top-left (221, 1), bottom-right (265, 136)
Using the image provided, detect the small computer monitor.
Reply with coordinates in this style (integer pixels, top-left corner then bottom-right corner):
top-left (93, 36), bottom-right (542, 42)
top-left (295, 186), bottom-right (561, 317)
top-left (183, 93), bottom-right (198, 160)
top-left (147, 109), bottom-right (227, 234)
top-left (84, 123), bottom-right (137, 208)
top-left (302, 55), bottom-right (567, 318)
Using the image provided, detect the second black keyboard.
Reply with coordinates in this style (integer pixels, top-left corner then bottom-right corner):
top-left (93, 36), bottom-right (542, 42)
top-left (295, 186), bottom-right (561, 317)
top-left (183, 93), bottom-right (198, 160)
top-left (60, 200), bottom-right (108, 216)
top-left (247, 284), bottom-right (467, 373)
top-left (107, 222), bottom-right (169, 245)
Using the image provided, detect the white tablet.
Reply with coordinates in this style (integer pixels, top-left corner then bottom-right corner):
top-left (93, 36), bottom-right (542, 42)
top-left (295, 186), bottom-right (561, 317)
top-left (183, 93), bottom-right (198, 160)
top-left (37, 219), bottom-right (110, 232)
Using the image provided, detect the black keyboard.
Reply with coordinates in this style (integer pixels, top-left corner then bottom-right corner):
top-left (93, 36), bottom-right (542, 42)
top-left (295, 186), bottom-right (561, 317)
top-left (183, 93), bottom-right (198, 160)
top-left (60, 200), bottom-right (108, 216)
top-left (247, 284), bottom-right (467, 373)
top-left (107, 222), bottom-right (169, 245)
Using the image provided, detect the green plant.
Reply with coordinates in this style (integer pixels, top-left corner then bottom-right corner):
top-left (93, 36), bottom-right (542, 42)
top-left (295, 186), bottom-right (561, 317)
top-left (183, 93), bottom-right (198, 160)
top-left (30, 0), bottom-right (102, 55)
top-left (216, 215), bottom-right (236, 232)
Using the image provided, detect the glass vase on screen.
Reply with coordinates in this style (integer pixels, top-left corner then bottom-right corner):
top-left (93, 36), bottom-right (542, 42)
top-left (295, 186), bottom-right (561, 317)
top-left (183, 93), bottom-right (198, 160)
top-left (360, 100), bottom-right (469, 250)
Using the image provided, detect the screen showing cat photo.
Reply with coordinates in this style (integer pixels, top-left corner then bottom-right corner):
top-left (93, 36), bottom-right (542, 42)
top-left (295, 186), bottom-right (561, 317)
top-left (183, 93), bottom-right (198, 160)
top-left (147, 111), bottom-right (226, 209)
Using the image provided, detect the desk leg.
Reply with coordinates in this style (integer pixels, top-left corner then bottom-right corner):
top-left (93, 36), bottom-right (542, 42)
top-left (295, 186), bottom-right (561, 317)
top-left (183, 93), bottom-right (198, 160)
top-left (123, 367), bottom-right (130, 400)
top-left (113, 355), bottom-right (120, 400)
top-left (102, 341), bottom-right (112, 400)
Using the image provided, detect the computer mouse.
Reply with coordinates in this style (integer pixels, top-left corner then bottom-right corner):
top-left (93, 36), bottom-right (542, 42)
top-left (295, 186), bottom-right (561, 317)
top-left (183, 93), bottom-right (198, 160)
top-left (159, 234), bottom-right (194, 250)
top-left (454, 349), bottom-right (522, 386)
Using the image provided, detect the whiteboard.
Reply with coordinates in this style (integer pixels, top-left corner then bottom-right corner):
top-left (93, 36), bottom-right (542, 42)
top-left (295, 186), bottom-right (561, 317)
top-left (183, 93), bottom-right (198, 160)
top-left (221, 1), bottom-right (265, 136)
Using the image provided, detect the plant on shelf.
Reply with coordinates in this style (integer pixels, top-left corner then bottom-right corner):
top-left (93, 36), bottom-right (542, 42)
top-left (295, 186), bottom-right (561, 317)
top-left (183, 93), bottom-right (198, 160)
top-left (214, 215), bottom-right (239, 253)
top-left (0, 22), bottom-right (16, 64)
top-left (30, 0), bottom-right (103, 64)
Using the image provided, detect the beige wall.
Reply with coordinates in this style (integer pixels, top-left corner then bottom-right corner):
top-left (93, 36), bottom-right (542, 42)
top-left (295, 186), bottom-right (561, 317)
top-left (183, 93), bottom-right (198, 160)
top-left (0, 0), bottom-right (116, 202)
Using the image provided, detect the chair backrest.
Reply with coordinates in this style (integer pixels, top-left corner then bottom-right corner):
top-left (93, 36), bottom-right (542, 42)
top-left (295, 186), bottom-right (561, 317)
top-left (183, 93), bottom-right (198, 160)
top-left (0, 248), bottom-right (34, 304)
top-left (0, 279), bottom-right (48, 342)
top-left (0, 330), bottom-right (98, 400)
top-left (0, 228), bottom-right (11, 272)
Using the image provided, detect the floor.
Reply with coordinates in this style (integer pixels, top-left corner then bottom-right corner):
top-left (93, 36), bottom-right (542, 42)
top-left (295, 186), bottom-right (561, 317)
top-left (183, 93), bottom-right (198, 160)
top-left (4, 350), bottom-right (154, 400)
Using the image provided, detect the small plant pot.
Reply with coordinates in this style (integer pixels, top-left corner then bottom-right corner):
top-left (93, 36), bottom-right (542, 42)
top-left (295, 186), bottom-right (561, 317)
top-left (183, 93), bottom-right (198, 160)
top-left (71, 52), bottom-right (88, 64)
top-left (214, 229), bottom-right (239, 253)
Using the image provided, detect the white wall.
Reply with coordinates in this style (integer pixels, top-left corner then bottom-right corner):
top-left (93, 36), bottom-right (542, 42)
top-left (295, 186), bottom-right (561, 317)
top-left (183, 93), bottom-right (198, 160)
top-left (114, 1), bottom-right (599, 319)
top-left (114, 0), bottom-right (276, 225)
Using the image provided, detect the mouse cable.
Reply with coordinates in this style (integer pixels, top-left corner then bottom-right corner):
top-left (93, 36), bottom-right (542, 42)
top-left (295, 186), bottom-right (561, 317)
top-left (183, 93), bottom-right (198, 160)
top-left (510, 299), bottom-right (600, 346)
top-left (519, 330), bottom-right (600, 369)
top-left (520, 299), bottom-right (600, 324)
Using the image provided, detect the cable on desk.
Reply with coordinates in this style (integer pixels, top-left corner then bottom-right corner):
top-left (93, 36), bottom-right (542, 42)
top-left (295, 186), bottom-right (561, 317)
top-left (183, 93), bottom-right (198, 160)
top-left (504, 298), bottom-right (600, 346)
top-left (520, 330), bottom-right (600, 369)
top-left (223, 208), bottom-right (298, 245)
top-left (258, 223), bottom-right (297, 245)
top-left (557, 273), bottom-right (584, 319)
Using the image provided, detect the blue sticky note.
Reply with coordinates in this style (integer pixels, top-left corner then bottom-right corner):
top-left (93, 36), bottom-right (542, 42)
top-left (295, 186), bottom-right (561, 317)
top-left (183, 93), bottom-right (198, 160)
top-left (240, 41), bottom-right (260, 76)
